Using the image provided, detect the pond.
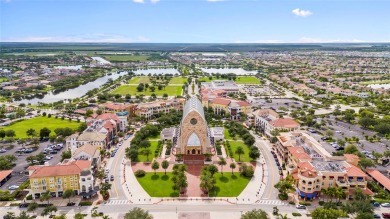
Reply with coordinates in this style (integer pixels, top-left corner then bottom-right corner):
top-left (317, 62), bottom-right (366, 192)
top-left (200, 68), bottom-right (257, 75)
top-left (134, 68), bottom-right (180, 75)
top-left (15, 71), bottom-right (129, 104)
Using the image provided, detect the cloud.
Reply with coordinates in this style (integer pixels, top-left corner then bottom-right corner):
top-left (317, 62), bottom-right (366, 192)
top-left (292, 8), bottom-right (313, 17)
top-left (150, 0), bottom-right (160, 3)
top-left (298, 37), bottom-right (366, 43)
top-left (132, 0), bottom-right (144, 3)
top-left (206, 0), bottom-right (225, 2)
top-left (1, 34), bottom-right (150, 43)
top-left (235, 39), bottom-right (285, 43)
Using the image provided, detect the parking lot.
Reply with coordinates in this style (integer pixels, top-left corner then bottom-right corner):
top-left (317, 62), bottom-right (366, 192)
top-left (0, 140), bottom-right (64, 191)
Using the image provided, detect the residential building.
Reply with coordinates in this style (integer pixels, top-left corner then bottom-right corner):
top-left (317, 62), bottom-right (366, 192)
top-left (72, 144), bottom-right (102, 170)
top-left (204, 97), bottom-right (251, 120)
top-left (253, 109), bottom-right (300, 136)
top-left (28, 160), bottom-right (94, 199)
top-left (134, 98), bottom-right (185, 120)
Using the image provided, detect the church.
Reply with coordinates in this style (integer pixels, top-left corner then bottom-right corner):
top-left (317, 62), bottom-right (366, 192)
top-left (161, 97), bottom-right (224, 159)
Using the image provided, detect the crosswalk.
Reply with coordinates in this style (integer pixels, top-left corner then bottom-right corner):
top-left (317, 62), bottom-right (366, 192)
top-left (105, 199), bottom-right (132, 205)
top-left (256, 199), bottom-right (286, 205)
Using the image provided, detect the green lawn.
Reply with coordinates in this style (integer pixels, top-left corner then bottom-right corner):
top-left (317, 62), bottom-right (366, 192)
top-left (0, 78), bottom-right (9, 82)
top-left (137, 141), bottom-right (159, 162)
top-left (224, 129), bottom-right (234, 140)
top-left (136, 172), bottom-right (179, 197)
top-left (103, 55), bottom-right (149, 62)
top-left (111, 85), bottom-right (182, 96)
top-left (210, 173), bottom-right (251, 197)
top-left (234, 76), bottom-right (262, 84)
top-left (128, 77), bottom-right (151, 84)
top-left (2, 116), bottom-right (80, 138)
top-left (229, 141), bottom-right (251, 162)
top-left (128, 76), bottom-right (186, 85)
top-left (198, 77), bottom-right (212, 82)
top-left (169, 77), bottom-right (187, 85)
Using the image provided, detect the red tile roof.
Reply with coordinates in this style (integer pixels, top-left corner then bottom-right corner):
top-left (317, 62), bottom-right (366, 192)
top-left (237, 101), bottom-right (250, 107)
top-left (288, 147), bottom-right (311, 160)
top-left (96, 113), bottom-right (119, 121)
top-left (211, 98), bottom-right (231, 105)
top-left (346, 165), bottom-right (367, 177)
top-left (366, 168), bottom-right (390, 191)
top-left (269, 118), bottom-right (300, 128)
top-left (29, 160), bottom-right (91, 178)
top-left (0, 170), bottom-right (13, 181)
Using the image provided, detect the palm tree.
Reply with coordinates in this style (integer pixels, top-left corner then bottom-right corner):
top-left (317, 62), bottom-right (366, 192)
top-left (235, 146), bottom-right (244, 162)
top-left (218, 158), bottom-right (227, 175)
top-left (328, 187), bottom-right (337, 202)
top-left (151, 160), bottom-right (159, 175)
top-left (40, 190), bottom-right (51, 205)
top-left (142, 149), bottom-right (151, 162)
top-left (161, 160), bottom-right (169, 175)
top-left (230, 163), bottom-right (236, 175)
top-left (335, 187), bottom-right (345, 203)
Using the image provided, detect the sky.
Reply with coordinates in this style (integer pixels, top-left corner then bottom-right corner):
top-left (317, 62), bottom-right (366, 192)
top-left (0, 0), bottom-right (389, 43)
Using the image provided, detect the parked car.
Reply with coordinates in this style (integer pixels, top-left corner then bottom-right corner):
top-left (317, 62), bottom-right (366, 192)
top-left (45, 156), bottom-right (53, 160)
top-left (382, 203), bottom-right (390, 208)
top-left (105, 178), bottom-right (109, 183)
top-left (8, 185), bottom-right (19, 190)
top-left (296, 204), bottom-right (306, 209)
top-left (0, 149), bottom-right (7, 153)
top-left (382, 213), bottom-right (390, 218)
top-left (110, 175), bottom-right (114, 181)
top-left (374, 213), bottom-right (381, 218)
top-left (321, 137), bottom-right (329, 141)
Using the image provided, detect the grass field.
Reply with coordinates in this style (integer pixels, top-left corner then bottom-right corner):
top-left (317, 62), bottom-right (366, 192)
top-left (0, 78), bottom-right (9, 82)
top-left (137, 141), bottom-right (159, 162)
top-left (169, 77), bottom-right (187, 85)
top-left (111, 85), bottom-right (182, 97)
top-left (2, 116), bottom-right (80, 138)
top-left (103, 55), bottom-right (149, 62)
top-left (209, 173), bottom-right (251, 197)
top-left (128, 77), bottom-right (151, 84)
top-left (128, 77), bottom-right (187, 85)
top-left (234, 76), bottom-right (261, 84)
top-left (136, 172), bottom-right (179, 197)
top-left (229, 141), bottom-right (251, 162)
top-left (197, 76), bottom-right (261, 84)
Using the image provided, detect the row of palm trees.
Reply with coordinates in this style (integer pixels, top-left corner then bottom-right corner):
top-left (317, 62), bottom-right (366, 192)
top-left (321, 187), bottom-right (346, 202)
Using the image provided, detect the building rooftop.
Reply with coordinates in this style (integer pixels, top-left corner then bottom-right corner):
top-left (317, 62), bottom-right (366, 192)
top-left (0, 170), bottom-right (13, 182)
top-left (182, 97), bottom-right (205, 121)
top-left (366, 168), bottom-right (390, 191)
top-left (310, 160), bottom-right (347, 173)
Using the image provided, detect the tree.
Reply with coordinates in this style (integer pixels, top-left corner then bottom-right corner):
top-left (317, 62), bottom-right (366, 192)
top-left (311, 208), bottom-right (347, 219)
top-left (151, 161), bottom-right (159, 175)
top-left (41, 205), bottom-right (57, 217)
top-left (40, 190), bottom-right (51, 205)
top-left (26, 155), bottom-right (36, 165)
top-left (35, 152), bottom-right (45, 164)
top-left (61, 150), bottom-right (72, 161)
top-left (230, 162), bottom-right (236, 175)
top-left (53, 214), bottom-right (67, 219)
top-left (207, 164), bottom-right (218, 176)
top-left (5, 130), bottom-right (15, 138)
top-left (355, 212), bottom-right (374, 219)
top-left (27, 202), bottom-right (38, 214)
top-left (359, 157), bottom-right (375, 169)
top-left (0, 129), bottom-right (6, 139)
top-left (359, 117), bottom-right (377, 128)
top-left (26, 128), bottom-right (36, 138)
top-left (235, 146), bottom-right (244, 162)
top-left (218, 157), bottom-right (227, 175)
top-left (200, 171), bottom-right (215, 196)
top-left (125, 147), bottom-right (138, 161)
top-left (374, 123), bottom-right (390, 135)
top-left (325, 129), bottom-right (334, 138)
top-left (62, 189), bottom-right (75, 204)
top-left (240, 209), bottom-right (269, 219)
top-left (74, 213), bottom-right (86, 219)
top-left (249, 147), bottom-right (260, 161)
top-left (161, 160), bottom-right (169, 175)
top-left (142, 149), bottom-right (151, 162)
top-left (39, 127), bottom-right (51, 138)
top-left (124, 207), bottom-right (153, 219)
top-left (77, 123), bottom-right (87, 132)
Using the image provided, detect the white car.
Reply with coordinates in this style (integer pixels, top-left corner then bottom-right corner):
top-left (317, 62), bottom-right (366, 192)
top-left (381, 203), bottom-right (390, 207)
top-left (45, 156), bottom-right (53, 160)
top-left (8, 185), bottom-right (19, 190)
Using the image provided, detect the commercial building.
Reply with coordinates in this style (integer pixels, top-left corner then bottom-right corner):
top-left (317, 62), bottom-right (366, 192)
top-left (133, 98), bottom-right (185, 120)
top-left (28, 160), bottom-right (95, 199)
top-left (201, 80), bottom-right (240, 94)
